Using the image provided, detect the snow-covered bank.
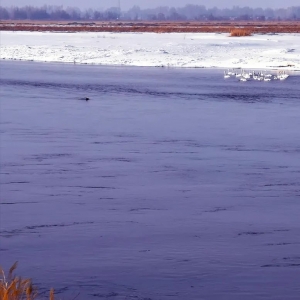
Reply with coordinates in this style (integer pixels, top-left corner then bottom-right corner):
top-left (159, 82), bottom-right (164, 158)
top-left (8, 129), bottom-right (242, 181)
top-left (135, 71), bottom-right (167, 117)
top-left (1, 31), bottom-right (300, 70)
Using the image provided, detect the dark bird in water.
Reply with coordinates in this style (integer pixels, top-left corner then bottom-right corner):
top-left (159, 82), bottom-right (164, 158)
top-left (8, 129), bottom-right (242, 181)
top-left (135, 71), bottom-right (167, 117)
top-left (85, 97), bottom-right (90, 101)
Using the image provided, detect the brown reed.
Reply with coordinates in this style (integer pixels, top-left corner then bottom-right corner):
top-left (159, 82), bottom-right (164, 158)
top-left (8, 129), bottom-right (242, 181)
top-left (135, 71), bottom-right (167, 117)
top-left (230, 28), bottom-right (252, 36)
top-left (0, 262), bottom-right (54, 300)
top-left (0, 21), bottom-right (300, 34)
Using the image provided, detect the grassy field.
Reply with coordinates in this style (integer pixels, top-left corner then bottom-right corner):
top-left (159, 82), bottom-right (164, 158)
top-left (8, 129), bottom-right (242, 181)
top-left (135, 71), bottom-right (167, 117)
top-left (0, 20), bottom-right (300, 33)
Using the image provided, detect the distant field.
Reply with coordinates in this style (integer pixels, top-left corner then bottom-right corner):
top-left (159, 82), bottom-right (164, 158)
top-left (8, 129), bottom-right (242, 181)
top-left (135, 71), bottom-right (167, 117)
top-left (1, 21), bottom-right (300, 33)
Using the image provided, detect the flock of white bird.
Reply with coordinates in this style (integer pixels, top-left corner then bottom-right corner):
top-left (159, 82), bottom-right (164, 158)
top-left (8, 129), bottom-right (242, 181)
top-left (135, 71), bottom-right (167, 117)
top-left (224, 69), bottom-right (289, 82)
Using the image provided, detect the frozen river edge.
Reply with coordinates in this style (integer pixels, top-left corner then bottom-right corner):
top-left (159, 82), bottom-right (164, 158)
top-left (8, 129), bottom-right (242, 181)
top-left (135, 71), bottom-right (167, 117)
top-left (1, 31), bottom-right (300, 70)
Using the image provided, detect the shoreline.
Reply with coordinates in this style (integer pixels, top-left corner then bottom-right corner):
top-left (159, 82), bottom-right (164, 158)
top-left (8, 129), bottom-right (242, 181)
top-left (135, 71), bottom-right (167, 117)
top-left (2, 59), bottom-right (300, 75)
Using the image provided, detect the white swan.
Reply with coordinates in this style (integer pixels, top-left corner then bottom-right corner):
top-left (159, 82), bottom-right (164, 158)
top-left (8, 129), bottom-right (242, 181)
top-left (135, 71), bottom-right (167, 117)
top-left (227, 69), bottom-right (235, 76)
top-left (224, 71), bottom-right (230, 79)
top-left (279, 71), bottom-right (289, 80)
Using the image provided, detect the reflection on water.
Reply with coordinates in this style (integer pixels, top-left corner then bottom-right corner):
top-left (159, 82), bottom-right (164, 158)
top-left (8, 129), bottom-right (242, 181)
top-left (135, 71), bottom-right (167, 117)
top-left (1, 61), bottom-right (300, 300)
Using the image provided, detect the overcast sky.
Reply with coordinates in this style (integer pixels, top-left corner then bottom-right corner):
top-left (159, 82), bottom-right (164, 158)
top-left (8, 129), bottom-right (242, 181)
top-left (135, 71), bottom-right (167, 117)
top-left (1, 0), bottom-right (299, 9)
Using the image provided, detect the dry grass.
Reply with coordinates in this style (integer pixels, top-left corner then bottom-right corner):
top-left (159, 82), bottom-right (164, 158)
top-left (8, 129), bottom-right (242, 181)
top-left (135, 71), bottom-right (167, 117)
top-left (0, 262), bottom-right (54, 300)
top-left (0, 21), bottom-right (300, 33)
top-left (230, 28), bottom-right (252, 37)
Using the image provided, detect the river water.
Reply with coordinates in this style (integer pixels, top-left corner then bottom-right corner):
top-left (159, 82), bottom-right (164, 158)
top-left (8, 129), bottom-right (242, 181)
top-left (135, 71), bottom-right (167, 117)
top-left (0, 61), bottom-right (300, 300)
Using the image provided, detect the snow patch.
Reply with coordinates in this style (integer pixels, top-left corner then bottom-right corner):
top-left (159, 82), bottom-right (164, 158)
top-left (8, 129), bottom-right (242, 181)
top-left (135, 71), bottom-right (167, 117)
top-left (1, 31), bottom-right (300, 70)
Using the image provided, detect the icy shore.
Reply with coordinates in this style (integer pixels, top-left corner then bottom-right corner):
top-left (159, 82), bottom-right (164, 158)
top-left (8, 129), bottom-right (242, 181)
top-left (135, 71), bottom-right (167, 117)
top-left (1, 31), bottom-right (300, 70)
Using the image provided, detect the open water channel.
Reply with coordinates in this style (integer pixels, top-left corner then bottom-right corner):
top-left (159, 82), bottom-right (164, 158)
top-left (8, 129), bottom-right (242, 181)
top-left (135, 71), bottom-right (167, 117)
top-left (0, 61), bottom-right (300, 299)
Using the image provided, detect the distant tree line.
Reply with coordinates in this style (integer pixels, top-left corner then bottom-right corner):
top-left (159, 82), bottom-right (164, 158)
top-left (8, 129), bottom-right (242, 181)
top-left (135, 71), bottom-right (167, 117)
top-left (1, 5), bottom-right (300, 21)
top-left (0, 5), bottom-right (121, 21)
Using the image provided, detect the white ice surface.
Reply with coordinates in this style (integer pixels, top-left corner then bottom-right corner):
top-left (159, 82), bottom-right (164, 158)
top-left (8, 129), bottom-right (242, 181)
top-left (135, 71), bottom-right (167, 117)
top-left (1, 31), bottom-right (300, 70)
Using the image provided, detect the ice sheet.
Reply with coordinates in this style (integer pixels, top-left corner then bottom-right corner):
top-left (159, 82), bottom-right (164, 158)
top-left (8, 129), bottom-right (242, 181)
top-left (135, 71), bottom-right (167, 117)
top-left (1, 31), bottom-right (300, 70)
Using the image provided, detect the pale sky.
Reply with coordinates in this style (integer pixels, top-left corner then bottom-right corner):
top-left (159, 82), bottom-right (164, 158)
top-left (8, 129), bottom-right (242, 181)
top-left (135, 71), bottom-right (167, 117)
top-left (1, 0), bottom-right (300, 9)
